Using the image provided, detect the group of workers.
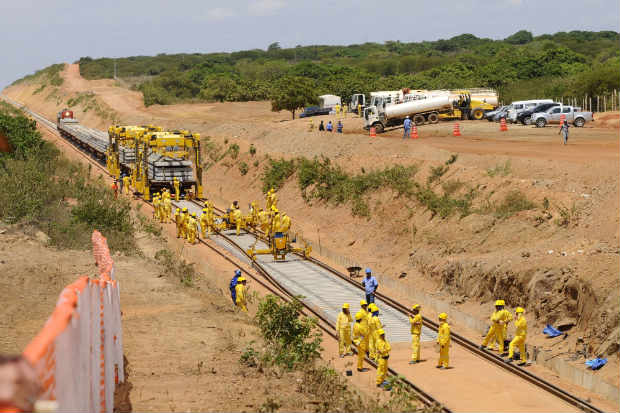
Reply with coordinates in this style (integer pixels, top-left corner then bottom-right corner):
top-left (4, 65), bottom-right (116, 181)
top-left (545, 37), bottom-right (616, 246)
top-left (480, 299), bottom-right (528, 365)
top-left (229, 269), bottom-right (248, 312)
top-left (313, 119), bottom-right (343, 133)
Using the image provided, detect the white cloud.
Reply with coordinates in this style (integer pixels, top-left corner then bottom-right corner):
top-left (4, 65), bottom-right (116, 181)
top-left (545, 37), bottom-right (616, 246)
top-left (248, 0), bottom-right (286, 16)
top-left (206, 7), bottom-right (236, 20)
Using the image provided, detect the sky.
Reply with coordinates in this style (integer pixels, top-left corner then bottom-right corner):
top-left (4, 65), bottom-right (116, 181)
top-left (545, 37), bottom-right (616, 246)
top-left (1, 0), bottom-right (618, 88)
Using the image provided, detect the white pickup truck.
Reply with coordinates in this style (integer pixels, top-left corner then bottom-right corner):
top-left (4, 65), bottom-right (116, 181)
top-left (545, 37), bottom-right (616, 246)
top-left (532, 106), bottom-right (594, 128)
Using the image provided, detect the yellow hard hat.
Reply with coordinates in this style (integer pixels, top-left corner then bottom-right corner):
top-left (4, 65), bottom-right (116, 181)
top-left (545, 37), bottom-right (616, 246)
top-left (515, 307), bottom-right (525, 313)
top-left (182, 207), bottom-right (188, 212)
top-left (360, 299), bottom-right (368, 307)
top-left (369, 303), bottom-right (378, 312)
top-left (342, 303), bottom-right (350, 309)
top-left (203, 208), bottom-right (207, 213)
top-left (412, 304), bottom-right (420, 311)
top-left (192, 212), bottom-right (196, 217)
top-left (438, 313), bottom-right (448, 320)
top-left (238, 277), bottom-right (246, 282)
top-left (495, 299), bottom-right (503, 306)
top-left (355, 311), bottom-right (364, 320)
top-left (377, 329), bottom-right (386, 336)
top-left (176, 208), bottom-right (180, 212)
top-left (499, 300), bottom-right (506, 306)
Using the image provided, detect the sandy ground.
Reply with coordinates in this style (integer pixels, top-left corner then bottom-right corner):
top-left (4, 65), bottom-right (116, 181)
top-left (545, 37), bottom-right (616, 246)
top-left (2, 63), bottom-right (619, 409)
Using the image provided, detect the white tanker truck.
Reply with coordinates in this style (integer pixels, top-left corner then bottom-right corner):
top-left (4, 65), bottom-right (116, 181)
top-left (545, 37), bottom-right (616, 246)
top-left (364, 95), bottom-right (454, 133)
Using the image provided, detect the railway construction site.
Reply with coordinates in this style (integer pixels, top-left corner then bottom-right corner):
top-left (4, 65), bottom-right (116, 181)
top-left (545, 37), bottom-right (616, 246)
top-left (1, 61), bottom-right (619, 413)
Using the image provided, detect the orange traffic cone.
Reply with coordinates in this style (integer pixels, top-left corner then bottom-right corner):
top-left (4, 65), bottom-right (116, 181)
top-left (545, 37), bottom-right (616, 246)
top-left (500, 117), bottom-right (508, 132)
top-left (411, 125), bottom-right (418, 139)
top-left (453, 123), bottom-right (461, 137)
top-left (370, 127), bottom-right (376, 138)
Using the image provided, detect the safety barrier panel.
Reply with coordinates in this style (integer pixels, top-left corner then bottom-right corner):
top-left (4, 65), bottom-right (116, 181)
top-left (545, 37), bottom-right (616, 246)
top-left (20, 230), bottom-right (124, 413)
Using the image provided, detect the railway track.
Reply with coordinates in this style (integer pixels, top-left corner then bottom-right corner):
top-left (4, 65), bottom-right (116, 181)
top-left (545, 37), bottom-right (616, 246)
top-left (3, 97), bottom-right (606, 413)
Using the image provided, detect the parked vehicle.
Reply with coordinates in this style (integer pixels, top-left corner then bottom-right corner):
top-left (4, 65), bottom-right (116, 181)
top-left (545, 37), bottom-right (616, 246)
top-left (532, 106), bottom-right (594, 127)
top-left (364, 95), bottom-right (453, 133)
top-left (516, 102), bottom-right (560, 125)
top-left (485, 105), bottom-right (508, 121)
top-left (318, 95), bottom-right (341, 109)
top-left (299, 106), bottom-right (331, 118)
top-left (349, 93), bottom-right (366, 112)
top-left (506, 100), bottom-right (554, 123)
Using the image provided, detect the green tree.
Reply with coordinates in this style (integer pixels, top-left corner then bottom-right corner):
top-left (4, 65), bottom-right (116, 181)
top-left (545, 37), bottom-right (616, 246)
top-left (270, 76), bottom-right (317, 119)
top-left (267, 42), bottom-right (281, 51)
top-left (505, 30), bottom-right (534, 45)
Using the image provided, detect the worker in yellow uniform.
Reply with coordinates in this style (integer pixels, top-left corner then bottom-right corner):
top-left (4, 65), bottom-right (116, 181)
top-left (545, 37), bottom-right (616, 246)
top-left (280, 212), bottom-right (291, 237)
top-left (266, 188), bottom-right (274, 210)
top-left (353, 311), bottom-right (369, 372)
top-left (207, 203), bottom-right (216, 234)
top-left (359, 300), bottom-right (370, 332)
top-left (506, 307), bottom-right (527, 365)
top-left (187, 212), bottom-right (198, 244)
top-left (334, 103), bottom-right (341, 116)
top-left (199, 208), bottom-right (209, 239)
top-left (152, 194), bottom-right (160, 220)
top-left (173, 177), bottom-right (180, 201)
top-left (375, 329), bottom-right (391, 389)
top-left (499, 300), bottom-right (513, 355)
top-left (270, 192), bottom-right (278, 210)
top-left (409, 304), bottom-right (422, 364)
top-left (259, 208), bottom-right (270, 237)
top-left (271, 210), bottom-right (281, 235)
top-left (174, 208), bottom-right (182, 238)
top-left (368, 303), bottom-right (383, 362)
top-left (437, 312), bottom-right (451, 369)
top-left (357, 104), bottom-right (362, 117)
top-left (336, 303), bottom-right (353, 357)
top-left (232, 205), bottom-right (243, 235)
top-left (122, 175), bottom-right (130, 195)
top-left (180, 208), bottom-right (189, 239)
top-left (235, 277), bottom-right (247, 312)
top-left (162, 194), bottom-right (171, 223)
top-left (481, 300), bottom-right (511, 354)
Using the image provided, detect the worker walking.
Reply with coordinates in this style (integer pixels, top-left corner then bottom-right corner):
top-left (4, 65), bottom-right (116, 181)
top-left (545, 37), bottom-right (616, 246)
top-left (173, 177), bottom-right (180, 201)
top-left (506, 307), bottom-right (527, 365)
top-left (375, 329), bottom-right (391, 389)
top-left (174, 208), bottom-right (182, 238)
top-left (336, 303), bottom-right (353, 357)
top-left (353, 311), bottom-right (369, 372)
top-left (362, 268), bottom-right (378, 304)
top-left (481, 300), bottom-right (512, 354)
top-left (409, 304), bottom-right (422, 364)
top-left (123, 174), bottom-right (130, 195)
top-left (229, 269), bottom-right (241, 304)
top-left (403, 116), bottom-right (412, 139)
top-left (235, 277), bottom-right (248, 312)
top-left (559, 119), bottom-right (570, 145)
top-left (437, 313), bottom-right (451, 369)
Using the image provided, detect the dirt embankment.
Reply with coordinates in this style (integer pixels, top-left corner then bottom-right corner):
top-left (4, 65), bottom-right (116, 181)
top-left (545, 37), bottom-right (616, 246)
top-left (3, 63), bottom-right (619, 388)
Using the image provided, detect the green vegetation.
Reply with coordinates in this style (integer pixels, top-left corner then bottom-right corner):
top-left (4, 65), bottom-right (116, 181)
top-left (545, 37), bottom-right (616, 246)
top-left (76, 31), bottom-right (619, 106)
top-left (12, 63), bottom-right (65, 87)
top-left (0, 104), bottom-right (135, 252)
top-left (269, 76), bottom-right (318, 119)
top-left (261, 158), bottom-right (297, 192)
top-left (239, 161), bottom-right (249, 175)
top-left (555, 202), bottom-right (579, 228)
top-left (249, 144), bottom-right (256, 156)
top-left (154, 249), bottom-right (196, 286)
top-left (487, 160), bottom-right (512, 177)
top-left (493, 190), bottom-right (536, 218)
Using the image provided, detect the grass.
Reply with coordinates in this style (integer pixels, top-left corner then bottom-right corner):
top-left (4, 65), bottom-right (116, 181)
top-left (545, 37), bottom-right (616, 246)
top-left (555, 202), bottom-right (578, 227)
top-left (427, 165), bottom-right (449, 184)
top-left (487, 160), bottom-right (512, 177)
top-left (154, 249), bottom-right (197, 286)
top-left (414, 183), bottom-right (475, 219)
top-left (12, 63), bottom-right (65, 87)
top-left (261, 158), bottom-right (297, 193)
top-left (239, 161), bottom-right (249, 175)
top-left (493, 190), bottom-right (536, 218)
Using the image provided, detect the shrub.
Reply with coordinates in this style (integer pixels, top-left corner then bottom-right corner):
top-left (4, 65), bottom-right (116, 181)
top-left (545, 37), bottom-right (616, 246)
top-left (249, 144), bottom-right (256, 156)
top-left (154, 249), bottom-right (196, 286)
top-left (227, 143), bottom-right (240, 159)
top-left (239, 161), bottom-right (249, 175)
top-left (494, 190), bottom-right (536, 218)
top-left (427, 165), bottom-right (449, 184)
top-left (261, 158), bottom-right (297, 193)
top-left (487, 160), bottom-right (511, 177)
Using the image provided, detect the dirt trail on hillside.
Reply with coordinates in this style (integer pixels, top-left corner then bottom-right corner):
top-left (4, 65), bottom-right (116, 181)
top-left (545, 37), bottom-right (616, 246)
top-left (2, 65), bottom-right (619, 401)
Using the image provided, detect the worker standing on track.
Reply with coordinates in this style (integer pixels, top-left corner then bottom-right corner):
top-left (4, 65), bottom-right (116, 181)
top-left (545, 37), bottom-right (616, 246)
top-left (162, 193), bottom-right (171, 223)
top-left (200, 208), bottom-right (209, 239)
top-left (369, 303), bottom-right (383, 362)
top-left (229, 269), bottom-right (241, 304)
top-left (232, 204), bottom-right (243, 235)
top-left (336, 303), bottom-right (353, 358)
top-left (235, 277), bottom-right (248, 312)
top-left (259, 208), bottom-right (270, 236)
top-left (375, 329), bottom-right (391, 389)
top-left (266, 188), bottom-right (274, 210)
top-left (362, 268), bottom-right (378, 304)
top-left (153, 194), bottom-right (161, 220)
top-left (174, 208), bottom-right (182, 238)
top-left (437, 313), bottom-right (451, 369)
top-left (506, 307), bottom-right (527, 365)
top-left (481, 299), bottom-right (511, 354)
top-left (409, 304), bottom-right (422, 364)
top-left (180, 208), bottom-right (189, 239)
top-left (359, 300), bottom-right (370, 332)
top-left (499, 300), bottom-right (513, 355)
top-left (173, 177), bottom-right (180, 201)
top-left (353, 310), bottom-right (369, 372)
top-left (280, 212), bottom-right (291, 238)
top-left (187, 212), bottom-right (198, 244)
top-left (123, 174), bottom-right (130, 195)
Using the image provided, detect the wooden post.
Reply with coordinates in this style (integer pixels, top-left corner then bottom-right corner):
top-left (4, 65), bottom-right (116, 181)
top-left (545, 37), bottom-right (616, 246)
top-left (604, 95), bottom-right (607, 112)
top-left (597, 96), bottom-right (599, 113)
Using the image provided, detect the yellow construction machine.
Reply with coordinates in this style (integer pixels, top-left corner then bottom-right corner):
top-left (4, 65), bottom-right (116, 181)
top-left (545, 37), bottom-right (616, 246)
top-left (439, 89), bottom-right (498, 121)
top-left (246, 212), bottom-right (311, 261)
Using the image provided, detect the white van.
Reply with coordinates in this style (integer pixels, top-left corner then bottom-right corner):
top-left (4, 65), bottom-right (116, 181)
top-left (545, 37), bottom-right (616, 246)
top-left (506, 99), bottom-right (554, 123)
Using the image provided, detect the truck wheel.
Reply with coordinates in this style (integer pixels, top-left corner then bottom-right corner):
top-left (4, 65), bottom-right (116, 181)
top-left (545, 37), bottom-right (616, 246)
top-left (471, 109), bottom-right (484, 120)
top-left (535, 118), bottom-right (547, 128)
top-left (413, 114), bottom-right (425, 125)
top-left (428, 112), bottom-right (439, 124)
top-left (574, 118), bottom-right (585, 127)
top-left (523, 116), bottom-right (532, 125)
top-left (373, 123), bottom-right (384, 134)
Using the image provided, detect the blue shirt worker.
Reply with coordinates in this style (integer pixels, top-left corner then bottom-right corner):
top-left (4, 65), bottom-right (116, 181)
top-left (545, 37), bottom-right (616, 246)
top-left (337, 121), bottom-right (343, 133)
top-left (229, 269), bottom-right (241, 304)
top-left (362, 268), bottom-right (378, 304)
top-left (403, 116), bottom-right (412, 139)
top-left (326, 120), bottom-right (333, 132)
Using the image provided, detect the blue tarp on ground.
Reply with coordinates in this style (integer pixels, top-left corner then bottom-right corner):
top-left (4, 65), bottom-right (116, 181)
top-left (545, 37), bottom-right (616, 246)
top-left (585, 358), bottom-right (607, 370)
top-left (543, 324), bottom-right (563, 337)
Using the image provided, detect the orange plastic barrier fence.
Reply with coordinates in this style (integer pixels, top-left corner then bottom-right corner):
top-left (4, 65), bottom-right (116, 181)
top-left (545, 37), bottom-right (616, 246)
top-left (19, 230), bottom-right (124, 413)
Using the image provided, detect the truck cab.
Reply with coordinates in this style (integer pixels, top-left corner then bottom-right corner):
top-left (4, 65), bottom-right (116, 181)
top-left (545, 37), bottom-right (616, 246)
top-left (349, 94), bottom-right (365, 112)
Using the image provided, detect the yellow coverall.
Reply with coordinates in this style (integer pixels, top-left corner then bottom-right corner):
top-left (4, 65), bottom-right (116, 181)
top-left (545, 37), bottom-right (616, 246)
top-left (501, 309), bottom-right (514, 348)
top-left (200, 213), bottom-right (208, 238)
top-left (187, 216), bottom-right (197, 244)
top-left (508, 315), bottom-right (527, 363)
top-left (437, 321), bottom-right (451, 368)
top-left (207, 205), bottom-right (215, 234)
top-left (235, 283), bottom-right (247, 312)
top-left (266, 190), bottom-right (273, 210)
top-left (270, 193), bottom-right (278, 209)
top-left (280, 214), bottom-right (291, 235)
top-left (409, 313), bottom-right (422, 362)
top-left (153, 197), bottom-right (161, 219)
top-left (336, 311), bottom-right (353, 356)
top-left (122, 176), bottom-right (130, 195)
top-left (375, 336), bottom-right (391, 385)
top-left (259, 211), bottom-right (270, 236)
top-left (334, 104), bottom-right (340, 115)
top-left (173, 178), bottom-right (180, 201)
top-left (162, 197), bottom-right (171, 223)
top-left (174, 210), bottom-right (182, 238)
top-left (180, 212), bottom-right (189, 239)
top-left (369, 314), bottom-right (382, 361)
top-left (232, 208), bottom-right (242, 235)
top-left (353, 320), bottom-right (369, 370)
top-left (482, 309), bottom-right (512, 352)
